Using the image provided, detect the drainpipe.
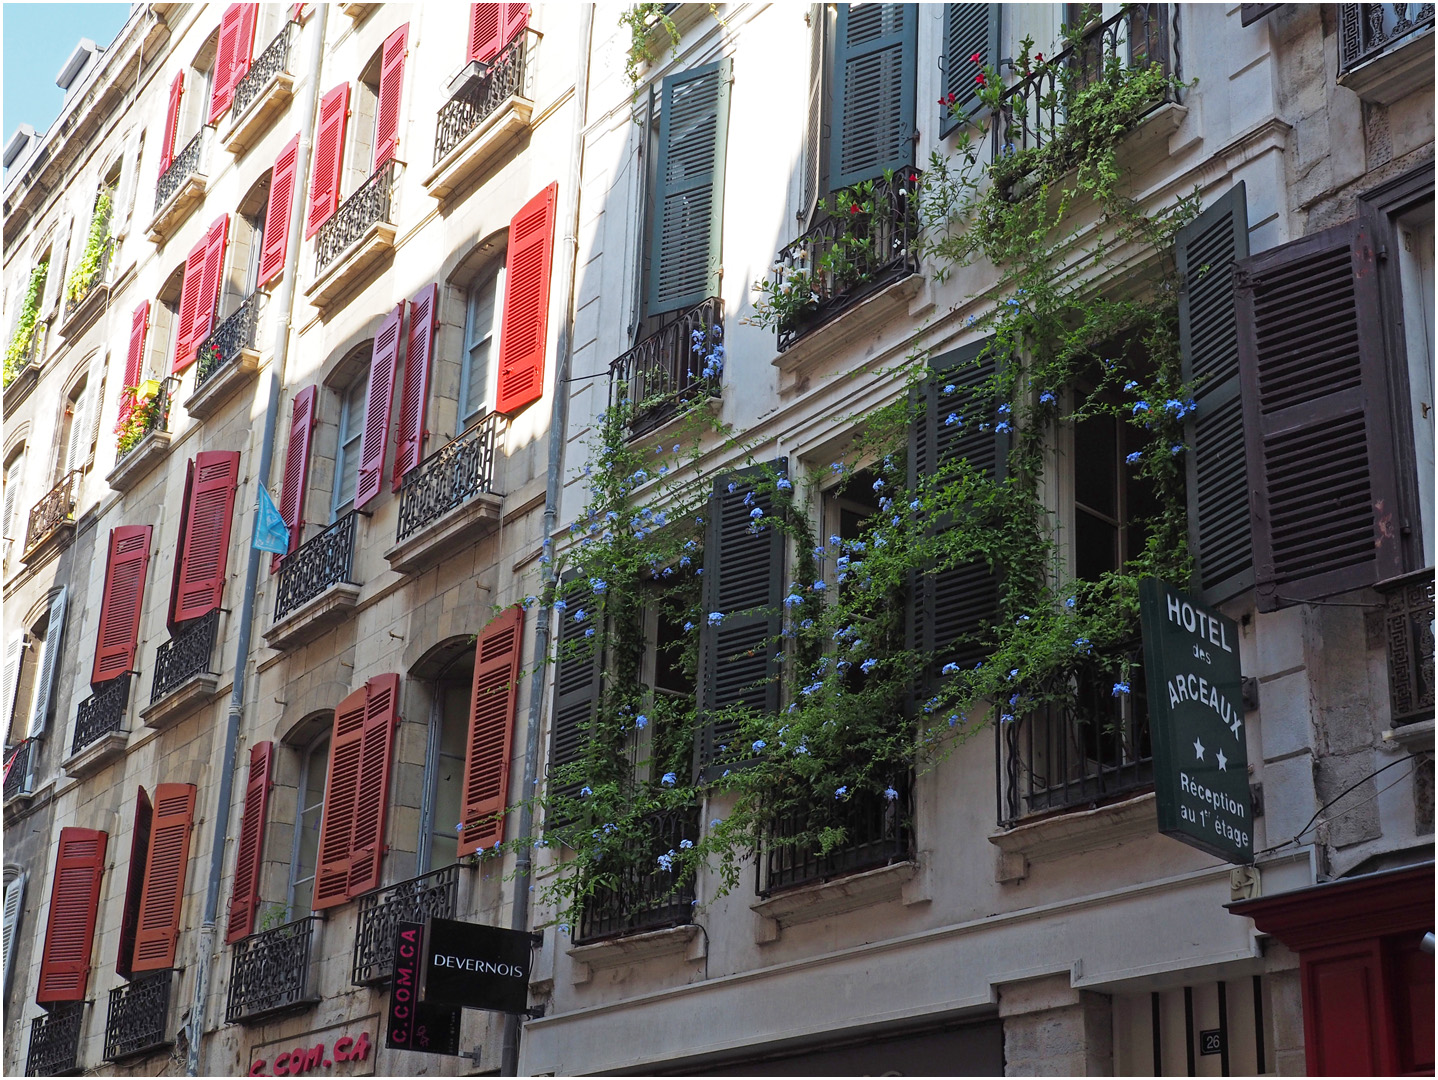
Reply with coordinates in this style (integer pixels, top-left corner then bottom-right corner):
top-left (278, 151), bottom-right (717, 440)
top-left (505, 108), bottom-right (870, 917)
top-left (501, 5), bottom-right (592, 1075)
top-left (185, 5), bottom-right (329, 1074)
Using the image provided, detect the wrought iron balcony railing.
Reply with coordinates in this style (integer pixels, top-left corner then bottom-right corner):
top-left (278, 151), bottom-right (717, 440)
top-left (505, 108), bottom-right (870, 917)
top-left (24, 469), bottom-right (81, 555)
top-left (1377, 567), bottom-right (1435, 727)
top-left (395, 412), bottom-right (504, 543)
top-left (26, 1001), bottom-right (84, 1076)
top-left (155, 129), bottom-right (206, 212)
top-left (73, 675), bottom-right (131, 755)
top-left (433, 27), bottom-right (534, 165)
top-left (1339, 3), bottom-right (1435, 73)
top-left (772, 171), bottom-right (921, 352)
top-left (757, 778), bottom-right (913, 897)
top-left (103, 969), bottom-right (172, 1062)
top-left (315, 159), bottom-right (397, 277)
top-left (232, 20), bottom-right (297, 118)
top-left (576, 806), bottom-right (698, 943)
top-left (274, 510), bottom-right (357, 623)
top-left (195, 290), bottom-right (261, 389)
top-left (226, 915), bottom-right (322, 1024)
top-left (150, 608), bottom-right (220, 704)
top-left (13, 321), bottom-right (46, 374)
top-left (63, 236), bottom-right (113, 321)
top-left (351, 865), bottom-right (458, 985)
top-left (116, 376), bottom-right (178, 462)
top-left (609, 296), bottom-right (722, 438)
top-left (4, 738), bottom-right (34, 802)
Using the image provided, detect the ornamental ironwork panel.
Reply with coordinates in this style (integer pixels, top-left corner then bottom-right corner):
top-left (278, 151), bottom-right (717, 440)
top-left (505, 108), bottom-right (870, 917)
top-left (433, 28), bottom-right (533, 165)
top-left (73, 675), bottom-right (131, 755)
top-left (1339, 3), bottom-right (1435, 72)
top-left (150, 609), bottom-right (220, 704)
top-left (226, 916), bottom-right (321, 1024)
top-left (757, 778), bottom-right (913, 897)
top-left (24, 469), bottom-right (81, 555)
top-left (196, 291), bottom-right (262, 389)
top-left (772, 171), bottom-right (921, 352)
top-left (395, 413), bottom-right (504, 543)
top-left (4, 738), bottom-right (34, 802)
top-left (609, 297), bottom-right (723, 439)
top-left (116, 377), bottom-right (178, 463)
top-left (155, 129), bottom-right (206, 212)
top-left (273, 510), bottom-right (357, 623)
top-left (26, 1001), bottom-right (84, 1076)
top-left (351, 865), bottom-right (457, 985)
top-left (63, 236), bottom-right (113, 321)
top-left (103, 969), bottom-right (172, 1062)
top-left (315, 159), bottom-right (396, 276)
top-left (1378, 567), bottom-right (1436, 727)
top-left (576, 806), bottom-right (698, 943)
top-left (231, 21), bottom-right (297, 118)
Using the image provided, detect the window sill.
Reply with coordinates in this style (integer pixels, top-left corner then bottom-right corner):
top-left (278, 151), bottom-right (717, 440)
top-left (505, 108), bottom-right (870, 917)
top-left (59, 279), bottom-right (113, 340)
top-left (750, 858), bottom-right (927, 944)
top-left (304, 220), bottom-right (396, 309)
top-left (1383, 717), bottom-right (1434, 753)
top-left (987, 789), bottom-right (1156, 884)
top-left (1337, 26), bottom-right (1435, 106)
top-left (139, 673), bottom-right (221, 733)
top-left (106, 430), bottom-right (172, 494)
top-left (21, 520), bottom-right (76, 570)
top-left (3, 359), bottom-right (42, 418)
top-left (770, 273), bottom-right (927, 382)
top-left (184, 347), bottom-right (260, 420)
top-left (145, 170), bottom-right (208, 244)
top-left (62, 729), bottom-right (129, 781)
top-left (423, 94), bottom-right (534, 202)
top-left (384, 490), bottom-right (502, 575)
top-left (566, 923), bottom-right (703, 985)
top-left (264, 581), bottom-right (361, 650)
top-left (338, 1), bottom-right (377, 22)
top-left (223, 72), bottom-right (294, 156)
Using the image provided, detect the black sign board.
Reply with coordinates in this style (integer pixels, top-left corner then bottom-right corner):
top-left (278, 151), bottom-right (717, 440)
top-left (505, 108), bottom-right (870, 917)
top-left (1200, 1028), bottom-right (1224, 1056)
top-left (385, 922), bottom-right (462, 1056)
top-left (421, 917), bottom-right (534, 1014)
top-left (1140, 578), bottom-right (1253, 864)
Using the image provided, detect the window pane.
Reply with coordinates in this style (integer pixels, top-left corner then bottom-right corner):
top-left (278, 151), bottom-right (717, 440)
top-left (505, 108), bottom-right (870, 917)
top-left (460, 265), bottom-right (504, 427)
top-left (1074, 413), bottom-right (1117, 519)
top-left (333, 373), bottom-right (369, 514)
top-left (1075, 508), bottom-right (1117, 581)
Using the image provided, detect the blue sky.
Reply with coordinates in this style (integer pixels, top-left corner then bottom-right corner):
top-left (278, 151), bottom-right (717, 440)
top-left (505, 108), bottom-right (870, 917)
top-left (3, 3), bottom-right (132, 151)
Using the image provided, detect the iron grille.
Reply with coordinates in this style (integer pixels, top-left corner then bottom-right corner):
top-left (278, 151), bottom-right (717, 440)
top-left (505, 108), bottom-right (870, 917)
top-left (351, 865), bottom-right (458, 985)
top-left (575, 806), bottom-right (698, 943)
top-left (231, 21), bottom-right (297, 119)
top-left (3, 738), bottom-right (34, 802)
top-left (63, 236), bottom-right (113, 321)
top-left (195, 290), bottom-right (262, 389)
top-left (1339, 3), bottom-right (1435, 72)
top-left (274, 510), bottom-right (357, 623)
top-left (315, 159), bottom-right (397, 276)
top-left (757, 778), bottom-right (913, 897)
top-left (150, 609), bottom-right (220, 704)
top-left (772, 171), bottom-right (921, 352)
top-left (115, 376), bottom-right (178, 463)
top-left (24, 469), bottom-right (81, 555)
top-left (609, 296), bottom-right (723, 438)
top-left (72, 675), bottom-right (131, 755)
top-left (103, 969), bottom-right (172, 1062)
top-left (226, 916), bottom-right (322, 1024)
top-left (433, 28), bottom-right (533, 165)
top-left (155, 129), bottom-right (206, 212)
top-left (395, 413), bottom-right (504, 543)
top-left (1377, 567), bottom-right (1436, 727)
top-left (26, 1001), bottom-right (84, 1076)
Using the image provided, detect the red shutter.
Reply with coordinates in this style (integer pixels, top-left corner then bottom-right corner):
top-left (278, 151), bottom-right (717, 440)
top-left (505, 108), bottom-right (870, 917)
top-left (274, 385), bottom-right (316, 572)
top-left (93, 525), bottom-right (152, 685)
top-left (392, 283), bottom-right (436, 490)
top-left (501, 3), bottom-right (530, 46)
top-left (116, 786), bottom-right (153, 978)
top-left (313, 686), bottom-right (366, 910)
top-left (459, 607), bottom-right (523, 856)
top-left (258, 134), bottom-right (300, 287)
top-left (36, 828), bottom-right (108, 1003)
top-left (159, 71), bottom-right (184, 173)
top-left (188, 213), bottom-right (231, 368)
top-left (373, 24), bottom-right (408, 168)
top-left (172, 235), bottom-right (208, 374)
top-left (347, 673), bottom-right (399, 896)
top-left (131, 783), bottom-right (197, 972)
top-left (125, 301), bottom-right (149, 388)
top-left (232, 5), bottom-right (259, 92)
top-left (354, 302), bottom-right (404, 510)
top-left (305, 84), bottom-right (350, 239)
top-left (226, 742), bottom-right (273, 943)
top-left (172, 450), bottom-right (240, 623)
top-left (210, 4), bottom-right (243, 122)
top-left (495, 182), bottom-right (558, 415)
top-left (468, 4), bottom-right (502, 62)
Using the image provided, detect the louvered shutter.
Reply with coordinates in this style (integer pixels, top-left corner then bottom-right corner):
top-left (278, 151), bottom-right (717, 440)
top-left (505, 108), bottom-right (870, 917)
top-left (459, 607), bottom-right (523, 855)
top-left (232, 4), bottom-right (258, 92)
top-left (3, 634), bottom-right (24, 737)
top-left (26, 588), bottom-right (67, 738)
top-left (347, 673), bottom-right (398, 896)
top-left (65, 381), bottom-right (90, 474)
top-left (274, 385), bottom-right (316, 571)
top-left (2, 874), bottom-right (24, 995)
top-left (93, 525), bottom-right (152, 685)
top-left (258, 134), bottom-right (300, 287)
top-left (1179, 183), bottom-right (1254, 606)
top-left (172, 236), bottom-right (208, 374)
top-left (1237, 219), bottom-right (1409, 611)
top-left (547, 578), bottom-right (599, 827)
top-left (502, 4), bottom-right (530, 46)
top-left (210, 4), bottom-right (243, 122)
top-left (647, 59), bottom-right (731, 318)
top-left (695, 461), bottom-right (787, 779)
top-left (115, 786), bottom-right (151, 979)
top-left (468, 4), bottom-right (503, 62)
top-left (125, 302), bottom-right (149, 388)
top-left (36, 827), bottom-right (108, 1003)
top-left (314, 686), bottom-right (366, 910)
top-left (830, 4), bottom-right (916, 189)
top-left (159, 71), bottom-right (184, 174)
top-left (393, 283), bottom-right (436, 490)
top-left (305, 84), bottom-right (350, 239)
top-left (354, 302), bottom-right (404, 510)
top-left (495, 182), bottom-right (558, 414)
top-left (800, 5), bottom-right (826, 226)
top-left (189, 213), bottom-right (231, 368)
top-left (226, 741), bottom-right (273, 943)
top-left (940, 4), bottom-right (999, 137)
top-left (172, 450), bottom-right (240, 623)
top-left (131, 783), bottom-right (196, 972)
top-left (373, 24), bottom-right (408, 168)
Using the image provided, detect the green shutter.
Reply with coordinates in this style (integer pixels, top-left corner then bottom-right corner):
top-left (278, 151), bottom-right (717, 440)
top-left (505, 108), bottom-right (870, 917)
top-left (647, 57), bottom-right (732, 318)
top-left (830, 3), bottom-right (917, 190)
top-left (941, 4), bottom-right (1000, 138)
top-left (547, 577), bottom-right (602, 828)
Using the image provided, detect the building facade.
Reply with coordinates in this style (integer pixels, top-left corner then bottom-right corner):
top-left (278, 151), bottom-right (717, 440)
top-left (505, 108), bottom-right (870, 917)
top-left (1, 3), bottom-right (1432, 1078)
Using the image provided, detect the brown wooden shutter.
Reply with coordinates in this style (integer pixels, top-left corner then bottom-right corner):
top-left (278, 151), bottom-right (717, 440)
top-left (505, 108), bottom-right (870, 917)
top-left (274, 385), bottom-right (316, 572)
top-left (468, 4), bottom-right (502, 62)
top-left (125, 301), bottom-right (149, 388)
top-left (187, 214), bottom-right (231, 369)
top-left (459, 607), bottom-right (523, 856)
top-left (347, 673), bottom-right (399, 897)
top-left (354, 302), bottom-right (405, 510)
top-left (258, 134), bottom-right (300, 287)
top-left (373, 24), bottom-right (408, 168)
top-left (313, 686), bottom-right (366, 910)
top-left (36, 828), bottom-right (108, 1003)
top-left (495, 182), bottom-right (558, 415)
top-left (392, 283), bottom-right (436, 490)
top-left (305, 84), bottom-right (350, 238)
top-left (1236, 219), bottom-right (1408, 611)
top-left (93, 525), bottom-right (152, 685)
top-left (131, 783), bottom-right (196, 972)
top-left (172, 236), bottom-right (208, 374)
top-left (172, 450), bottom-right (241, 623)
top-left (501, 3), bottom-right (530, 45)
top-left (226, 742), bottom-right (272, 943)
top-left (210, 4), bottom-right (243, 122)
top-left (159, 71), bottom-right (184, 173)
top-left (116, 787), bottom-right (152, 979)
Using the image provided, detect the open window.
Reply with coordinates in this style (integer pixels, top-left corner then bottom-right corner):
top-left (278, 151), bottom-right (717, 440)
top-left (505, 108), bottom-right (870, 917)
top-left (326, 344), bottom-right (374, 522)
top-left (286, 725), bottom-right (329, 918)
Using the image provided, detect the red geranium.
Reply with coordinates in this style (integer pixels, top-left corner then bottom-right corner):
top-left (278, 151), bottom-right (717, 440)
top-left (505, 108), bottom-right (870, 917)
top-left (975, 73), bottom-right (986, 85)
top-left (970, 51), bottom-right (981, 63)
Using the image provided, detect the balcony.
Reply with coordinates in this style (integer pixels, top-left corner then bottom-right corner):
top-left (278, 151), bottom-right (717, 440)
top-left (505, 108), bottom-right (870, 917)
top-left (575, 807), bottom-right (698, 945)
top-left (351, 865), bottom-right (458, 985)
top-left (147, 128), bottom-right (210, 243)
top-left (423, 28), bottom-right (537, 201)
top-left (25, 1001), bottom-right (84, 1076)
top-left (226, 916), bottom-right (323, 1024)
top-left (305, 160), bottom-right (399, 309)
top-left (185, 291), bottom-right (262, 419)
top-left (265, 510), bottom-right (359, 650)
top-left (106, 377), bottom-right (178, 494)
top-left (64, 675), bottom-right (131, 780)
top-left (140, 609), bottom-right (221, 732)
top-left (1377, 567), bottom-right (1435, 749)
top-left (609, 296), bottom-right (722, 440)
top-left (385, 413), bottom-right (504, 574)
top-left (103, 969), bottom-right (173, 1063)
top-left (21, 469), bottom-right (80, 566)
top-left (59, 236), bottom-right (114, 340)
top-left (757, 778), bottom-right (913, 897)
top-left (4, 322), bottom-right (47, 412)
top-left (224, 21), bottom-right (298, 155)
top-left (1338, 3), bottom-right (1435, 104)
top-left (3, 738), bottom-right (35, 805)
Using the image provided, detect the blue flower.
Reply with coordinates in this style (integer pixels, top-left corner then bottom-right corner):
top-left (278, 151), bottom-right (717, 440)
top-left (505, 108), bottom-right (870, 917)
top-left (1074, 637), bottom-right (1091, 652)
top-left (830, 462), bottom-right (845, 474)
top-left (1039, 391), bottom-right (1056, 405)
top-left (749, 507), bottom-right (763, 520)
top-left (1170, 444), bottom-right (1184, 456)
top-left (1065, 596), bottom-right (1076, 608)
top-left (1112, 681), bottom-right (1130, 696)
top-left (1000, 713), bottom-right (1015, 723)
top-left (554, 599), bottom-right (567, 612)
top-left (872, 478), bottom-right (885, 491)
top-left (574, 609), bottom-right (587, 622)
top-left (707, 612), bottom-right (724, 626)
top-left (1132, 401), bottom-right (1149, 414)
top-left (945, 413), bottom-right (959, 426)
top-left (942, 662), bottom-right (961, 675)
top-left (776, 477), bottom-right (793, 490)
top-left (910, 499), bottom-right (921, 511)
top-left (585, 627), bottom-right (595, 637)
top-left (635, 714), bottom-right (648, 729)
top-left (1009, 668), bottom-right (1019, 678)
top-left (590, 578), bottom-right (607, 593)
top-left (835, 786), bottom-right (848, 799)
top-left (1125, 451), bottom-right (1142, 465)
top-left (861, 658), bottom-right (878, 673)
top-left (633, 469), bottom-right (649, 482)
top-left (995, 421), bottom-right (1011, 434)
top-left (674, 444), bottom-right (681, 452)
top-left (580, 786), bottom-right (593, 796)
top-left (679, 838), bottom-right (693, 849)
top-left (812, 579), bottom-right (826, 591)
top-left (943, 384), bottom-right (956, 394)
top-left (661, 772), bottom-right (677, 786)
top-left (752, 739), bottom-right (766, 751)
top-left (783, 593), bottom-right (804, 607)
top-left (884, 786), bottom-right (899, 801)
top-left (997, 403), bottom-right (1011, 416)
top-left (794, 742), bottom-right (809, 755)
top-left (828, 534), bottom-right (843, 547)
top-left (727, 482), bottom-right (737, 493)
top-left (683, 621), bottom-right (694, 632)
top-left (656, 852), bottom-right (674, 871)
top-left (1164, 398), bottom-right (1183, 414)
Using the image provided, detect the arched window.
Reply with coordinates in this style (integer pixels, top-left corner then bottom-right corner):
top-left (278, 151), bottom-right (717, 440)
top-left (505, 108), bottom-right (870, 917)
top-left (411, 638), bottom-right (475, 874)
top-left (287, 728), bottom-right (330, 918)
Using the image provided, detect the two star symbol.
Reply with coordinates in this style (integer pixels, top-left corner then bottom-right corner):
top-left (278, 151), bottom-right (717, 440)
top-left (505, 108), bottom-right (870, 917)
top-left (1193, 737), bottom-right (1228, 770)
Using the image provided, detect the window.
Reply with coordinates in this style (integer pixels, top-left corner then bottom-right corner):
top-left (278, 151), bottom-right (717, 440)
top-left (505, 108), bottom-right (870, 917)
top-left (1070, 379), bottom-right (1159, 582)
top-left (1396, 203), bottom-right (1435, 565)
top-left (332, 367), bottom-right (370, 519)
top-left (459, 264), bottom-right (505, 430)
top-left (60, 377), bottom-right (91, 477)
top-left (416, 645), bottom-right (473, 875)
top-left (287, 730), bottom-right (328, 917)
top-left (3, 447), bottom-right (25, 560)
